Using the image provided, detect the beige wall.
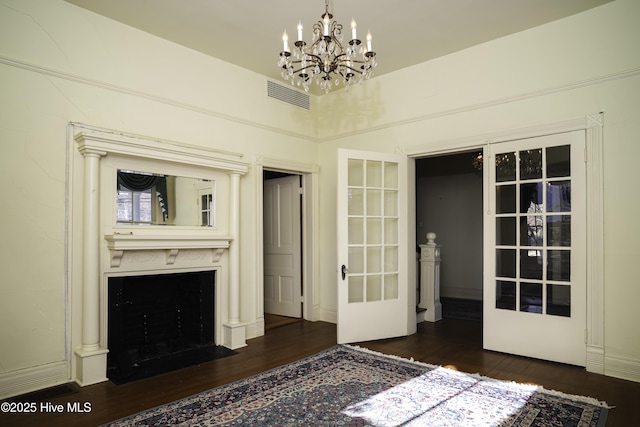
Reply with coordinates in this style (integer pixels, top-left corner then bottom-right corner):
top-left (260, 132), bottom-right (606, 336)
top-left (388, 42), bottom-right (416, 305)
top-left (316, 0), bottom-right (640, 382)
top-left (0, 0), bottom-right (319, 397)
top-left (1, 0), bottom-right (639, 397)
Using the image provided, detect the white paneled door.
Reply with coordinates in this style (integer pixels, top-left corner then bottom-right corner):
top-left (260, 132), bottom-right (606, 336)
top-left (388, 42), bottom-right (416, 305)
top-left (483, 131), bottom-right (587, 366)
top-left (264, 175), bottom-right (302, 318)
top-left (337, 149), bottom-right (409, 344)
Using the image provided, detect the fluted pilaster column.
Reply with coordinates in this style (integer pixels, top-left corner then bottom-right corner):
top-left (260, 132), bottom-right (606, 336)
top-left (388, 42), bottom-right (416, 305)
top-left (81, 151), bottom-right (102, 350)
top-left (228, 172), bottom-right (241, 324)
top-left (74, 143), bottom-right (108, 385)
top-left (223, 172), bottom-right (246, 348)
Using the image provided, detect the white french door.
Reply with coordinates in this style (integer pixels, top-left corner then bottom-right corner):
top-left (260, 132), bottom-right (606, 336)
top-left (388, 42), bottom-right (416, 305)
top-left (483, 131), bottom-right (587, 366)
top-left (337, 149), bottom-right (409, 344)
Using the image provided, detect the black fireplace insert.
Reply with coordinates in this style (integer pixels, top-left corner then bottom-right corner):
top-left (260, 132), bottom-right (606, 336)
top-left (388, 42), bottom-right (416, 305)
top-left (107, 270), bottom-right (236, 384)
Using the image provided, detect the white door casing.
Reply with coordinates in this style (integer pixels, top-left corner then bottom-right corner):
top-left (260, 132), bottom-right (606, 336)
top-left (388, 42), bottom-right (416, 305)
top-left (337, 149), bottom-right (409, 344)
top-left (483, 131), bottom-right (587, 366)
top-left (264, 175), bottom-right (302, 318)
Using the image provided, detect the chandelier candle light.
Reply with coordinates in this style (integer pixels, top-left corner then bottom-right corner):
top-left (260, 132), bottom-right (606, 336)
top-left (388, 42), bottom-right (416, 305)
top-left (278, 0), bottom-right (377, 93)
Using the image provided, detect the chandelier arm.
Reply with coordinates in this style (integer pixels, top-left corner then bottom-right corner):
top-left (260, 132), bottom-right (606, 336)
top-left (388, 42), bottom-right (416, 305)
top-left (305, 36), bottom-right (327, 54)
top-left (288, 64), bottom-right (319, 75)
top-left (340, 65), bottom-right (364, 74)
top-left (297, 53), bottom-right (324, 63)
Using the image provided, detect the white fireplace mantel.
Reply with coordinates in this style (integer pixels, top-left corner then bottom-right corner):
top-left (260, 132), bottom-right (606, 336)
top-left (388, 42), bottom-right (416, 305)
top-left (71, 123), bottom-right (249, 387)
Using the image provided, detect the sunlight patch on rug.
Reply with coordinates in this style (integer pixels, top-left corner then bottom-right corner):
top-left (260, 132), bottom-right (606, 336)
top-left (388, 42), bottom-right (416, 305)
top-left (342, 367), bottom-right (536, 426)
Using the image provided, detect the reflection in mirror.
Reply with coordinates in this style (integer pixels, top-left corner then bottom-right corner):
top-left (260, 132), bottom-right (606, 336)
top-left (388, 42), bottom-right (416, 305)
top-left (116, 170), bottom-right (215, 227)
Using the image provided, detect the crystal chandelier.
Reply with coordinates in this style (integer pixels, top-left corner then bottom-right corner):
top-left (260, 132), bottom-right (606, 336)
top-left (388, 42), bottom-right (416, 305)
top-left (277, 0), bottom-right (377, 93)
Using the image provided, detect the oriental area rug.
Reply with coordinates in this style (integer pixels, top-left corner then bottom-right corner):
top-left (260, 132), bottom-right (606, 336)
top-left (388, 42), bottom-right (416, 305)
top-left (104, 345), bottom-right (609, 426)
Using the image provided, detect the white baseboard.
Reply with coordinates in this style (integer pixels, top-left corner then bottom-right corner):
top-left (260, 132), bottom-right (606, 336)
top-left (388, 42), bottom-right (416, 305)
top-left (245, 318), bottom-right (265, 340)
top-left (0, 361), bottom-right (69, 400)
top-left (605, 352), bottom-right (640, 383)
top-left (586, 345), bottom-right (605, 375)
top-left (318, 307), bottom-right (337, 324)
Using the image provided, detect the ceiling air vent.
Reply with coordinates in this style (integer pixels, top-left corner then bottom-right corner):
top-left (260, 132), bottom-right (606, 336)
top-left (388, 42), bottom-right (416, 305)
top-left (267, 81), bottom-right (310, 110)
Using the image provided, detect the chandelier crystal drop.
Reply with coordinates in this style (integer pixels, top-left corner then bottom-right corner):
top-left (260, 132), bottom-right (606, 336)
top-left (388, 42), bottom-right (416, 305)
top-left (277, 0), bottom-right (377, 94)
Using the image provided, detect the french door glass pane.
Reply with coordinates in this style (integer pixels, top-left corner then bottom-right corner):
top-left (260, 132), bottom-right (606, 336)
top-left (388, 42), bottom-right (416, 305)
top-left (367, 161), bottom-right (382, 187)
top-left (496, 281), bottom-right (516, 310)
top-left (348, 218), bottom-right (364, 244)
top-left (496, 152), bottom-right (516, 182)
top-left (520, 149), bottom-right (542, 180)
top-left (520, 216), bottom-right (543, 247)
top-left (384, 191), bottom-right (398, 216)
top-left (348, 247), bottom-right (364, 274)
top-left (384, 275), bottom-right (398, 299)
top-left (367, 247), bottom-right (382, 273)
top-left (348, 189), bottom-right (363, 215)
top-left (348, 276), bottom-right (364, 303)
top-left (547, 181), bottom-right (571, 212)
top-left (496, 249), bottom-right (516, 278)
top-left (547, 284), bottom-right (571, 317)
top-left (384, 219), bottom-right (398, 244)
top-left (547, 215), bottom-right (571, 246)
top-left (496, 185), bottom-right (516, 214)
top-left (384, 163), bottom-right (398, 188)
top-left (520, 183), bottom-right (543, 213)
top-left (520, 282), bottom-right (543, 314)
top-left (367, 219), bottom-right (382, 244)
top-left (367, 190), bottom-right (382, 215)
top-left (547, 250), bottom-right (571, 281)
top-left (367, 276), bottom-right (382, 301)
top-left (384, 247), bottom-right (398, 272)
top-left (546, 145), bottom-right (571, 178)
top-left (496, 217), bottom-right (516, 246)
top-left (348, 159), bottom-right (364, 186)
top-left (520, 249), bottom-right (542, 280)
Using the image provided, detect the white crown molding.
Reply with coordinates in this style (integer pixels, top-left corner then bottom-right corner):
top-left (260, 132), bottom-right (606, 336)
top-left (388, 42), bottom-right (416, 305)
top-left (0, 55), bottom-right (320, 144)
top-left (329, 66), bottom-right (640, 143)
top-left (4, 54), bottom-right (638, 145)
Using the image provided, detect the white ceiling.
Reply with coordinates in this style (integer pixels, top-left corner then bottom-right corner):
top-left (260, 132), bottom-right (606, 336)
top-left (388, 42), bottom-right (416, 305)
top-left (65, 0), bottom-right (612, 94)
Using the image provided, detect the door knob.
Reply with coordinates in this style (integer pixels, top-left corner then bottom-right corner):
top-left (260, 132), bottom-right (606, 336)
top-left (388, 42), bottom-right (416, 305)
top-left (341, 264), bottom-right (348, 280)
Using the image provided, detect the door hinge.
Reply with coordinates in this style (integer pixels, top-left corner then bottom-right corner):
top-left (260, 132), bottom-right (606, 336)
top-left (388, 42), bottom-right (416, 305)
top-left (298, 187), bottom-right (303, 195)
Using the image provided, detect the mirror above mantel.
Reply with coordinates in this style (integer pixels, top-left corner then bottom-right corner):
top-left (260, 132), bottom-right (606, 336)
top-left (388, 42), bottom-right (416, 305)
top-left (116, 169), bottom-right (216, 227)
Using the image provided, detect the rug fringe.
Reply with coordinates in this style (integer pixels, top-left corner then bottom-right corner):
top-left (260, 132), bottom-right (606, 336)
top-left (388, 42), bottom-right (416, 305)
top-left (343, 344), bottom-right (441, 369)
top-left (341, 344), bottom-right (611, 409)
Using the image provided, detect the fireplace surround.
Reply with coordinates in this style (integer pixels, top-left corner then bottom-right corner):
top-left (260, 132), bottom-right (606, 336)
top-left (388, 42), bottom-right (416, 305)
top-left (71, 124), bottom-right (249, 386)
top-left (106, 270), bottom-right (238, 384)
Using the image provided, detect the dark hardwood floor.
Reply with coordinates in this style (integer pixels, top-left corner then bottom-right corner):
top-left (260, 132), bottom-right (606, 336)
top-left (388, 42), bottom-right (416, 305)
top-left (2, 319), bottom-right (638, 426)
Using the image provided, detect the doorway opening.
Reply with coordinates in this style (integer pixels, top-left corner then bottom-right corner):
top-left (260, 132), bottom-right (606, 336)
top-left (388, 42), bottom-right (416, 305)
top-left (263, 170), bottom-right (304, 331)
top-left (415, 151), bottom-right (484, 324)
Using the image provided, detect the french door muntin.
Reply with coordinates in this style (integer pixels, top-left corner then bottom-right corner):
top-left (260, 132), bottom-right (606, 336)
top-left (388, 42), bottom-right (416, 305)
top-left (346, 158), bottom-right (399, 304)
top-left (485, 131), bottom-right (586, 366)
top-left (495, 145), bottom-right (573, 315)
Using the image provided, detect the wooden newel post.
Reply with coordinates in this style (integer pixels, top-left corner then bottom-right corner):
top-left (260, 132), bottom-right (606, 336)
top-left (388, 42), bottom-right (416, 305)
top-left (419, 232), bottom-right (442, 322)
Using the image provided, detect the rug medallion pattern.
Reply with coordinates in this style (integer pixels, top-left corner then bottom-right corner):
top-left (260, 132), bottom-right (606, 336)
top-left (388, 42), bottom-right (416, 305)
top-left (105, 345), bottom-right (608, 426)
